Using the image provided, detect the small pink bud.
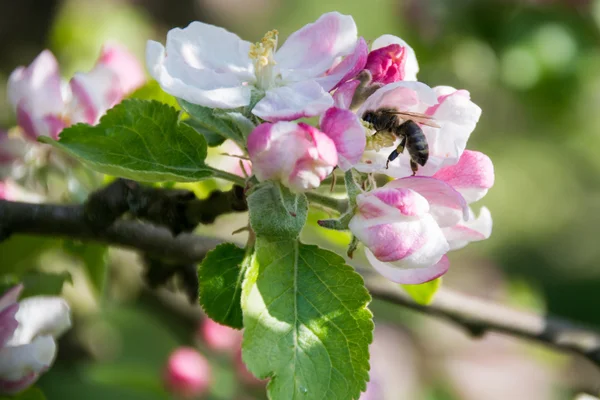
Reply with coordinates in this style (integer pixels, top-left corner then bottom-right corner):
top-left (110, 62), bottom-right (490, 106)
top-left (199, 319), bottom-right (242, 353)
top-left (164, 347), bottom-right (211, 399)
top-left (247, 122), bottom-right (337, 192)
top-left (365, 44), bottom-right (407, 84)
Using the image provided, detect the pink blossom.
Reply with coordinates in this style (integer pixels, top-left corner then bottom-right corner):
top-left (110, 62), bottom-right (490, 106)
top-left (0, 285), bottom-right (71, 395)
top-left (319, 107), bottom-right (366, 171)
top-left (7, 44), bottom-right (144, 140)
top-left (0, 132), bottom-right (26, 172)
top-left (349, 150), bottom-right (494, 283)
top-left (147, 12), bottom-right (366, 122)
top-left (247, 122), bottom-right (337, 192)
top-left (199, 318), bottom-right (242, 353)
top-left (164, 347), bottom-right (211, 398)
top-left (356, 82), bottom-right (482, 177)
top-left (96, 43), bottom-right (146, 94)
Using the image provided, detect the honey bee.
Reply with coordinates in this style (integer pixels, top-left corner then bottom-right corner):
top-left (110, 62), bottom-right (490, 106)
top-left (362, 108), bottom-right (440, 175)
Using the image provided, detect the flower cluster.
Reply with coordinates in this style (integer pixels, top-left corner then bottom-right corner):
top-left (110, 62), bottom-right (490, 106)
top-left (0, 285), bottom-right (71, 394)
top-left (147, 12), bottom-right (494, 284)
top-left (8, 43), bottom-right (144, 141)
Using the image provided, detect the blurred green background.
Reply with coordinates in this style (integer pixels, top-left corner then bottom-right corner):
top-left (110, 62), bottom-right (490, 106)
top-left (2, 0), bottom-right (600, 398)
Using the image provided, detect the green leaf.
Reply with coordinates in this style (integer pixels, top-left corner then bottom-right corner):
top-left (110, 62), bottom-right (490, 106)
top-left (198, 243), bottom-right (246, 329)
top-left (19, 271), bottom-right (72, 298)
top-left (178, 99), bottom-right (244, 146)
top-left (183, 118), bottom-right (226, 147)
top-left (248, 182), bottom-right (308, 240)
top-left (63, 242), bottom-right (109, 295)
top-left (0, 387), bottom-right (47, 400)
top-left (242, 239), bottom-right (373, 400)
top-left (39, 100), bottom-right (214, 182)
top-left (401, 277), bottom-right (442, 305)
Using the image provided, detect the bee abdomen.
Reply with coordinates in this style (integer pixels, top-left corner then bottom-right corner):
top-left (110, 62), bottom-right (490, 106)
top-left (399, 120), bottom-right (429, 166)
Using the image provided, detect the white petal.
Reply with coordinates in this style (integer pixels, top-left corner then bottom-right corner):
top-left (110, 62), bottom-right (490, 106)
top-left (252, 80), bottom-right (333, 122)
top-left (276, 12), bottom-right (358, 81)
top-left (146, 40), bottom-right (252, 109)
top-left (0, 335), bottom-right (56, 380)
top-left (366, 250), bottom-right (449, 284)
top-left (8, 297), bottom-right (71, 346)
top-left (7, 50), bottom-right (65, 117)
top-left (68, 67), bottom-right (122, 125)
top-left (371, 35), bottom-right (419, 81)
top-left (443, 207), bottom-right (493, 250)
top-left (165, 22), bottom-right (254, 79)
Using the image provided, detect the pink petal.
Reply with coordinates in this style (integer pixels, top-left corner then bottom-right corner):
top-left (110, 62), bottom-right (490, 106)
top-left (68, 67), bottom-right (122, 125)
top-left (96, 43), bottom-right (145, 94)
top-left (315, 37), bottom-right (368, 92)
top-left (443, 207), bottom-right (492, 251)
top-left (333, 79), bottom-right (360, 109)
top-left (0, 285), bottom-right (23, 314)
top-left (0, 304), bottom-right (19, 350)
top-left (354, 187), bottom-right (430, 220)
top-left (371, 35), bottom-right (419, 81)
top-left (366, 250), bottom-right (449, 284)
top-left (320, 107), bottom-right (366, 170)
top-left (385, 177), bottom-right (468, 221)
top-left (7, 50), bottom-right (65, 117)
top-left (276, 12), bottom-right (358, 81)
top-left (252, 80), bottom-right (333, 122)
top-left (433, 150), bottom-right (494, 204)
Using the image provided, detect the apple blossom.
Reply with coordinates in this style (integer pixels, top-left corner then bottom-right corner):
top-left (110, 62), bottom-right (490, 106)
top-left (0, 285), bottom-right (71, 394)
top-left (247, 122), bottom-right (337, 192)
top-left (349, 151), bottom-right (494, 284)
top-left (8, 44), bottom-right (144, 140)
top-left (146, 12), bottom-right (367, 122)
top-left (164, 347), bottom-right (211, 398)
top-left (355, 82), bottom-right (482, 178)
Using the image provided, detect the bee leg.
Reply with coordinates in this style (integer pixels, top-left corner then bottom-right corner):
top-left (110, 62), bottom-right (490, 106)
top-left (410, 159), bottom-right (418, 176)
top-left (385, 137), bottom-right (406, 169)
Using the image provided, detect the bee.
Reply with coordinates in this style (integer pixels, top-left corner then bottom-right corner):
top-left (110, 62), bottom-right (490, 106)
top-left (362, 108), bottom-right (440, 175)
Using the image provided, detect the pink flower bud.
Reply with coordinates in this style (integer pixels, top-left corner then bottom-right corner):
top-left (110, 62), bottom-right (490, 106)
top-left (199, 319), bottom-right (242, 353)
top-left (164, 347), bottom-right (211, 398)
top-left (247, 122), bottom-right (337, 192)
top-left (365, 44), bottom-right (407, 84)
top-left (95, 43), bottom-right (146, 94)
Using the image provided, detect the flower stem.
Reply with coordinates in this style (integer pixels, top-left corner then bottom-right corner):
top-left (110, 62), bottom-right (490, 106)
top-left (208, 168), bottom-right (246, 186)
top-left (305, 192), bottom-right (349, 214)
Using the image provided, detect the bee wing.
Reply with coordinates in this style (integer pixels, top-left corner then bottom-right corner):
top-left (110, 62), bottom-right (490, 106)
top-left (382, 110), bottom-right (441, 128)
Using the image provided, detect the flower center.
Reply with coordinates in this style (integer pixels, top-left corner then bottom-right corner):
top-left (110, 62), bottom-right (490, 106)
top-left (249, 30), bottom-right (279, 90)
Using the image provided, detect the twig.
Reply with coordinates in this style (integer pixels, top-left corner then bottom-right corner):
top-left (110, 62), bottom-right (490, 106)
top-left (2, 198), bottom-right (600, 390)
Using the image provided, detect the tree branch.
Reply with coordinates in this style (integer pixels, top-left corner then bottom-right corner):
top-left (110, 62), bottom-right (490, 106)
top-left (2, 198), bottom-right (600, 388)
